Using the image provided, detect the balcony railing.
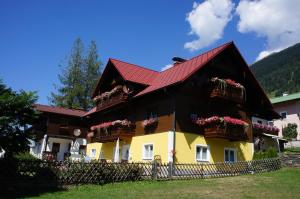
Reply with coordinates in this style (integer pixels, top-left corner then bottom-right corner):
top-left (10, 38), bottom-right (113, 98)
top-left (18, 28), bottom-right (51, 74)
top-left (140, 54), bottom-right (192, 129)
top-left (252, 123), bottom-right (279, 136)
top-left (97, 92), bottom-right (128, 111)
top-left (192, 116), bottom-right (248, 141)
top-left (203, 125), bottom-right (248, 141)
top-left (90, 119), bottom-right (135, 142)
top-left (209, 77), bottom-right (245, 104)
top-left (94, 126), bottom-right (135, 142)
top-left (93, 85), bottom-right (129, 111)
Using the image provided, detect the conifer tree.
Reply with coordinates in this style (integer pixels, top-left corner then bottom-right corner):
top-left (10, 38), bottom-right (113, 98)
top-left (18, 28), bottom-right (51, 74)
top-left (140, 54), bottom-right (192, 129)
top-left (49, 38), bottom-right (101, 110)
top-left (83, 40), bottom-right (102, 110)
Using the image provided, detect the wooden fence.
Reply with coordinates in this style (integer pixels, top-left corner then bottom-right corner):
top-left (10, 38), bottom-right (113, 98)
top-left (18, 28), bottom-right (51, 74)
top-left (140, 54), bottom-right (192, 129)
top-left (0, 158), bottom-right (281, 187)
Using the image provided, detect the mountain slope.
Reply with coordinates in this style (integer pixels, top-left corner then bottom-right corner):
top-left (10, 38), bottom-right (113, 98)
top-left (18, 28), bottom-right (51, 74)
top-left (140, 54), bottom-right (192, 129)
top-left (251, 43), bottom-right (300, 97)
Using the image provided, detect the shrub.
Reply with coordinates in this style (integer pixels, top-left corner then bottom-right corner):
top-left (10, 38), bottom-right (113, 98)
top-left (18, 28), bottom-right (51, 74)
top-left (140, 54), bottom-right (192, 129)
top-left (282, 123), bottom-right (298, 141)
top-left (253, 147), bottom-right (278, 160)
top-left (13, 152), bottom-right (40, 161)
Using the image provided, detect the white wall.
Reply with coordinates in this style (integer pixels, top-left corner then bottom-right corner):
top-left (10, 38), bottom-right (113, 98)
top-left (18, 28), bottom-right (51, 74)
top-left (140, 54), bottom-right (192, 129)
top-left (273, 100), bottom-right (300, 140)
top-left (30, 136), bottom-right (87, 161)
top-left (46, 137), bottom-right (72, 161)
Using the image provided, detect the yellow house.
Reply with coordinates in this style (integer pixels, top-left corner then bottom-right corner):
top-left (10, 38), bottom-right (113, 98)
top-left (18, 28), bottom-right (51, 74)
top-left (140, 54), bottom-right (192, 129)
top-left (84, 42), bottom-right (279, 163)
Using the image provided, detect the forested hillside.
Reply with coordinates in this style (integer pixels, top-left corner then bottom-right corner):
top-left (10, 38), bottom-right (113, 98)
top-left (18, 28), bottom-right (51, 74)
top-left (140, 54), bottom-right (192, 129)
top-left (251, 43), bottom-right (300, 97)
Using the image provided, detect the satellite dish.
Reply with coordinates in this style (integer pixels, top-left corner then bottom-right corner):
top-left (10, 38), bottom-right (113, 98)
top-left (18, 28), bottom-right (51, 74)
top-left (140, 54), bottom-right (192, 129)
top-left (73, 129), bottom-right (81, 137)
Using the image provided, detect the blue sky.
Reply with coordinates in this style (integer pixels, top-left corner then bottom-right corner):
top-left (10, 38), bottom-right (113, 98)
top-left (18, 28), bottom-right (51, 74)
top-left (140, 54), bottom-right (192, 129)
top-left (1, 0), bottom-right (299, 105)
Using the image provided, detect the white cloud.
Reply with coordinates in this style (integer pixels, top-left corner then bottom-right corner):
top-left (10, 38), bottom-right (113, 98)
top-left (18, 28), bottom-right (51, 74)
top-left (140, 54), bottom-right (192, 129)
top-left (161, 64), bottom-right (173, 71)
top-left (255, 48), bottom-right (283, 61)
top-left (184, 0), bottom-right (235, 51)
top-left (236, 0), bottom-right (300, 61)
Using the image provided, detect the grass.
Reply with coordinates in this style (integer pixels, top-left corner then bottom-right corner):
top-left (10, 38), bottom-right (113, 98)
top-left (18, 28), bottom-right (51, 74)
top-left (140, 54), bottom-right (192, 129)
top-left (284, 147), bottom-right (300, 154)
top-left (19, 167), bottom-right (300, 199)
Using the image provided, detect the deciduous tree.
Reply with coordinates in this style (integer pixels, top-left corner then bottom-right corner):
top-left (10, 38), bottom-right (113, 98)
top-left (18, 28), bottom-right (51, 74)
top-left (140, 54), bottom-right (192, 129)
top-left (0, 80), bottom-right (38, 158)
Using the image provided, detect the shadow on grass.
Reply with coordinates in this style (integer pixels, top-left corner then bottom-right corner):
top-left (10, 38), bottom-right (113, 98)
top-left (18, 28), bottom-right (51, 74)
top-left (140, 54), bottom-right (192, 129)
top-left (0, 158), bottom-right (66, 198)
top-left (2, 184), bottom-right (67, 199)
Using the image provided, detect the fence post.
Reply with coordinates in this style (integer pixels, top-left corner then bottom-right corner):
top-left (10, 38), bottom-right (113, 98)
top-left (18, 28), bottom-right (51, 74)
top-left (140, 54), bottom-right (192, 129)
top-left (152, 161), bottom-right (158, 180)
top-left (168, 162), bottom-right (173, 179)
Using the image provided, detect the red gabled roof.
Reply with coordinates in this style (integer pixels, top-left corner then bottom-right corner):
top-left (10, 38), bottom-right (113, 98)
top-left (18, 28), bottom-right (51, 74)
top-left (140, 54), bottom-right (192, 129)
top-left (35, 104), bottom-right (86, 117)
top-left (135, 41), bottom-right (232, 97)
top-left (83, 106), bottom-right (97, 117)
top-left (110, 58), bottom-right (159, 86)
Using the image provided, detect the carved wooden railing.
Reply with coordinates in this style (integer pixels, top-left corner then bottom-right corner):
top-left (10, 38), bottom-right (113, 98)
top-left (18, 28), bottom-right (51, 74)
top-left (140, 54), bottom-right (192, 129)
top-left (203, 124), bottom-right (248, 141)
top-left (209, 78), bottom-right (245, 104)
top-left (94, 126), bottom-right (135, 142)
top-left (96, 92), bottom-right (128, 111)
top-left (252, 123), bottom-right (279, 136)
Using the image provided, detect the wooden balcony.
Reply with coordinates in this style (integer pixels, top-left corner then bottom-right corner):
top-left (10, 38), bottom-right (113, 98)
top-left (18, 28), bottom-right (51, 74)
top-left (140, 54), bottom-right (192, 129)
top-left (209, 79), bottom-right (245, 104)
top-left (94, 126), bottom-right (135, 143)
top-left (252, 124), bottom-right (279, 136)
top-left (203, 125), bottom-right (248, 141)
top-left (96, 92), bottom-right (128, 111)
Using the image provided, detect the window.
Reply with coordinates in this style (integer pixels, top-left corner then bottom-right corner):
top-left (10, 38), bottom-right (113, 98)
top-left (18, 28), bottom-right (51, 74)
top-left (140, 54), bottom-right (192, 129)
top-left (79, 145), bottom-right (86, 155)
top-left (268, 121), bottom-right (274, 126)
top-left (224, 148), bottom-right (236, 162)
top-left (90, 149), bottom-right (96, 158)
top-left (52, 143), bottom-right (60, 153)
top-left (196, 145), bottom-right (210, 161)
top-left (143, 144), bottom-right (154, 160)
top-left (257, 120), bottom-right (263, 124)
top-left (280, 111), bottom-right (287, 119)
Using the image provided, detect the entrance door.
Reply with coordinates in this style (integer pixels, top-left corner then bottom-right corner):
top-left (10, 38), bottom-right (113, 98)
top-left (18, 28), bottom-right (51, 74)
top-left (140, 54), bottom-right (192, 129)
top-left (122, 145), bottom-right (130, 161)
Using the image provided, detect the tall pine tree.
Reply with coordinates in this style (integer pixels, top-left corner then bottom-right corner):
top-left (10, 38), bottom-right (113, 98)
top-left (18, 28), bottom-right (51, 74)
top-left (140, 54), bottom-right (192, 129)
top-left (49, 38), bottom-right (101, 110)
top-left (83, 41), bottom-right (102, 110)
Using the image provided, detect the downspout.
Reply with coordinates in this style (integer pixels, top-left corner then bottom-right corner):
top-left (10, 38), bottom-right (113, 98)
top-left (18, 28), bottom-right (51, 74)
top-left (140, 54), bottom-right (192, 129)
top-left (172, 93), bottom-right (176, 163)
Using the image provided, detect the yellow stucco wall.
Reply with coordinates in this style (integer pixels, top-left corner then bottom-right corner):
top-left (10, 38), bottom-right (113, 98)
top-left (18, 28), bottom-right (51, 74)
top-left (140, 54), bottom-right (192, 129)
top-left (175, 132), bottom-right (253, 163)
top-left (86, 131), bottom-right (253, 163)
top-left (86, 142), bottom-right (103, 160)
top-left (86, 141), bottom-right (128, 161)
top-left (130, 132), bottom-right (169, 163)
top-left (86, 132), bottom-right (169, 162)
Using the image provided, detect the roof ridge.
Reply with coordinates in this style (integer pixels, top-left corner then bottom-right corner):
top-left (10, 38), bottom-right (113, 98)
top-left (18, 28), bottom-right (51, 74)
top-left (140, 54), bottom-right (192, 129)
top-left (109, 58), bottom-right (159, 73)
top-left (159, 41), bottom-right (233, 73)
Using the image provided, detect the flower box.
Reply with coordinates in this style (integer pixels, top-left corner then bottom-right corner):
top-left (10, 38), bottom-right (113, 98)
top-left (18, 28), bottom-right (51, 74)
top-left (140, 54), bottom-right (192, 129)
top-left (252, 123), bottom-right (279, 136)
top-left (93, 85), bottom-right (131, 111)
top-left (192, 116), bottom-right (248, 141)
top-left (142, 117), bottom-right (158, 134)
top-left (91, 119), bottom-right (135, 142)
top-left (209, 77), bottom-right (245, 103)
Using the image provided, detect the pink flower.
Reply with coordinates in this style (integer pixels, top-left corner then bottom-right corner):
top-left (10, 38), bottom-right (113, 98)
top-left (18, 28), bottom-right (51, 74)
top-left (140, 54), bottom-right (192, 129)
top-left (253, 123), bottom-right (279, 134)
top-left (142, 117), bottom-right (158, 128)
top-left (192, 115), bottom-right (248, 127)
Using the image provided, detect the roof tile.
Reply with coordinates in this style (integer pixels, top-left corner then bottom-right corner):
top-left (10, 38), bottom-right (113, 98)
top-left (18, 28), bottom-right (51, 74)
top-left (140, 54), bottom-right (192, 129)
top-left (135, 41), bottom-right (232, 97)
top-left (35, 104), bottom-right (86, 117)
top-left (110, 59), bottom-right (159, 85)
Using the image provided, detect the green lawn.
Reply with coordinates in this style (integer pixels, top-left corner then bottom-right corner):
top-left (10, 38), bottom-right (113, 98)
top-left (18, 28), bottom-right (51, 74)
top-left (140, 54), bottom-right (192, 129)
top-left (284, 147), bottom-right (300, 154)
top-left (21, 168), bottom-right (300, 199)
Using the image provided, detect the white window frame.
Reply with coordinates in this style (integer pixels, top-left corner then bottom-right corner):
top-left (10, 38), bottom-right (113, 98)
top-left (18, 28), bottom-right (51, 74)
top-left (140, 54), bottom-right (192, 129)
top-left (280, 111), bottom-right (287, 119)
top-left (90, 148), bottom-right (96, 158)
top-left (195, 144), bottom-right (210, 162)
top-left (224, 148), bottom-right (237, 163)
top-left (142, 143), bottom-right (154, 160)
